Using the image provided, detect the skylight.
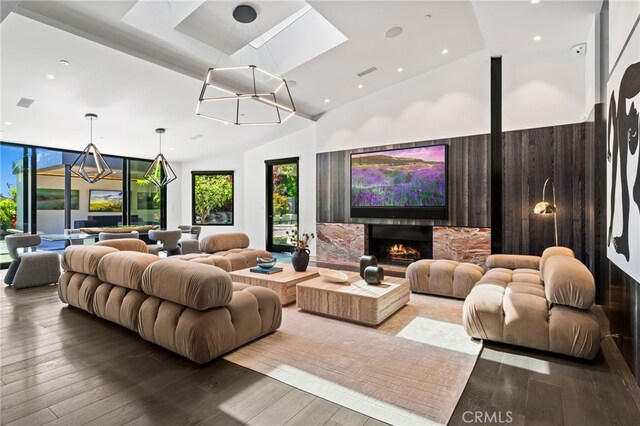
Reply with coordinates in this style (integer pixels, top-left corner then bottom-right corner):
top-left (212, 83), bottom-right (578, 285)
top-left (249, 5), bottom-right (313, 49)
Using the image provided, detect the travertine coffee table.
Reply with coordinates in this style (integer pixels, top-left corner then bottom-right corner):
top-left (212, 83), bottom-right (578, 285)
top-left (229, 263), bottom-right (320, 305)
top-left (296, 272), bottom-right (410, 326)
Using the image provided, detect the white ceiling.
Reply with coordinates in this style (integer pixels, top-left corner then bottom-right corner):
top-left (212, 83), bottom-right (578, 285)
top-left (0, 13), bottom-right (312, 162)
top-left (0, 0), bottom-right (603, 162)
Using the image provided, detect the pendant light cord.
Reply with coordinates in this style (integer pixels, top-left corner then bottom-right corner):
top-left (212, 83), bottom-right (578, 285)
top-left (215, 22), bottom-right (237, 68)
top-left (159, 132), bottom-right (162, 154)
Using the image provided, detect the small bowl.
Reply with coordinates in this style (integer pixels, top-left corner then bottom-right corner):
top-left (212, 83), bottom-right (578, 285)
top-left (319, 269), bottom-right (349, 283)
top-left (257, 257), bottom-right (277, 269)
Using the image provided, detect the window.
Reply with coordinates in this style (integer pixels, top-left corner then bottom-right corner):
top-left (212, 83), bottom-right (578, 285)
top-left (191, 171), bottom-right (234, 226)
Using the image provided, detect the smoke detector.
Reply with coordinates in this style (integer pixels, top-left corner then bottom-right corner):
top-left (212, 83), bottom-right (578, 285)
top-left (571, 43), bottom-right (587, 56)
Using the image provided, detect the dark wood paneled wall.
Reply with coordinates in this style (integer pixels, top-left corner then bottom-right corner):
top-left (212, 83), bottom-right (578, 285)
top-left (502, 123), bottom-right (587, 261)
top-left (316, 135), bottom-right (491, 227)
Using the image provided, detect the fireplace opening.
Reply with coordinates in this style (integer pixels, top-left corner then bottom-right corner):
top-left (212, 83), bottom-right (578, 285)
top-left (367, 225), bottom-right (432, 266)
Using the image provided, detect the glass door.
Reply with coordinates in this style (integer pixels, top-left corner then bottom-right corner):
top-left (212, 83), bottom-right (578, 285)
top-left (266, 158), bottom-right (299, 252)
top-left (0, 143), bottom-right (31, 267)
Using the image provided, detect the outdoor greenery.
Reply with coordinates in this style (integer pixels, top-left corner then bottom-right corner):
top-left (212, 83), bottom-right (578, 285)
top-left (193, 173), bottom-right (233, 224)
top-left (272, 164), bottom-right (297, 215)
top-left (0, 184), bottom-right (17, 230)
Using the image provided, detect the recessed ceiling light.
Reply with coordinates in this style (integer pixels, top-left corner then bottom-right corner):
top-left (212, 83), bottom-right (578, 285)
top-left (530, 0), bottom-right (540, 4)
top-left (397, 67), bottom-right (404, 73)
top-left (358, 84), bottom-right (364, 89)
top-left (324, 98), bottom-right (330, 103)
top-left (287, 80), bottom-right (297, 87)
top-left (170, 147), bottom-right (175, 151)
top-left (59, 60), bottom-right (70, 66)
top-left (441, 49), bottom-right (449, 55)
top-left (385, 27), bottom-right (403, 38)
top-left (424, 14), bottom-right (432, 19)
top-left (4, 121), bottom-right (11, 126)
top-left (46, 74), bottom-right (55, 80)
top-left (533, 35), bottom-right (542, 41)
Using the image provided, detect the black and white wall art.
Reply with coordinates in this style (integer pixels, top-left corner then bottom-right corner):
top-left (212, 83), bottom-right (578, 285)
top-left (607, 23), bottom-right (640, 282)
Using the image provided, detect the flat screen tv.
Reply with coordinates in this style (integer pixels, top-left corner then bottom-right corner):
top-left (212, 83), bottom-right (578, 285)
top-left (350, 144), bottom-right (447, 219)
top-left (89, 189), bottom-right (123, 213)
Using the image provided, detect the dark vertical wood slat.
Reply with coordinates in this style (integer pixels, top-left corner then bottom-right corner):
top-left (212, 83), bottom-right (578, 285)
top-left (490, 56), bottom-right (503, 254)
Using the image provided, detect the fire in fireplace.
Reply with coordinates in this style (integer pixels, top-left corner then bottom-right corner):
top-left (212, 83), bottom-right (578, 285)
top-left (387, 243), bottom-right (421, 263)
top-left (367, 225), bottom-right (433, 266)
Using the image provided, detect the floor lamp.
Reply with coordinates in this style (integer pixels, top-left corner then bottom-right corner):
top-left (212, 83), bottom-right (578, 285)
top-left (533, 177), bottom-right (558, 246)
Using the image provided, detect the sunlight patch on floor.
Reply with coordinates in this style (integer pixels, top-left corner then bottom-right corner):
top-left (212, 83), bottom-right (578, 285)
top-left (261, 363), bottom-right (442, 426)
top-left (482, 347), bottom-right (551, 375)
top-left (397, 317), bottom-right (482, 356)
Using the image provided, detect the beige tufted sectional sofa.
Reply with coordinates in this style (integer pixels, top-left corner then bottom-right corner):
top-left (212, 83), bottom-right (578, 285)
top-left (58, 245), bottom-right (282, 364)
top-left (176, 233), bottom-right (271, 271)
top-left (463, 247), bottom-right (601, 359)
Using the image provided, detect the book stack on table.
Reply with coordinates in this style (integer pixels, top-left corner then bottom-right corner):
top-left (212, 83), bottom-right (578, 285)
top-left (249, 266), bottom-right (284, 274)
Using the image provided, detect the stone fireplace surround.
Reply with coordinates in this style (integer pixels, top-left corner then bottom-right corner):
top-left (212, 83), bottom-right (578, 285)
top-left (316, 223), bottom-right (491, 267)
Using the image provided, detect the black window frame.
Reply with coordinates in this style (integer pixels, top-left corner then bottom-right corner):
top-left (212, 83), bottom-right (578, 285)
top-left (191, 170), bottom-right (235, 226)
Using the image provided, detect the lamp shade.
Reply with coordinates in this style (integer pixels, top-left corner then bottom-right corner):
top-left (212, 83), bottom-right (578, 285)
top-left (533, 201), bottom-right (556, 215)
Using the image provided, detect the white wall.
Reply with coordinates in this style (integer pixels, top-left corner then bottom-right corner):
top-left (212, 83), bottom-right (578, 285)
top-left (165, 161), bottom-right (182, 230)
top-left (316, 51), bottom-right (492, 153)
top-left (179, 152), bottom-right (245, 238)
top-left (316, 47), bottom-right (588, 153)
top-left (584, 15), bottom-right (600, 118)
top-left (502, 48), bottom-right (587, 130)
top-left (243, 126), bottom-right (317, 253)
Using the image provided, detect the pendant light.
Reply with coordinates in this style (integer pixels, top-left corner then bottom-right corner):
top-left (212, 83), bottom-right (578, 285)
top-left (196, 5), bottom-right (296, 125)
top-left (71, 113), bottom-right (113, 183)
top-left (144, 128), bottom-right (177, 188)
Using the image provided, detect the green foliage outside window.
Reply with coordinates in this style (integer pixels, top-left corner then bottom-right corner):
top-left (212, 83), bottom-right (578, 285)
top-left (193, 173), bottom-right (233, 225)
top-left (0, 184), bottom-right (17, 229)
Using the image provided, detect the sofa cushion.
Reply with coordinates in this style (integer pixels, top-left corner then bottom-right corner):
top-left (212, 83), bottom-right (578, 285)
top-left (540, 246), bottom-right (575, 276)
top-left (200, 233), bottom-right (250, 253)
top-left (543, 256), bottom-right (595, 309)
top-left (61, 245), bottom-right (118, 276)
top-left (548, 305), bottom-right (601, 359)
top-left (95, 238), bottom-right (149, 253)
top-left (141, 259), bottom-right (233, 310)
top-left (486, 254), bottom-right (541, 270)
top-left (97, 252), bottom-right (160, 291)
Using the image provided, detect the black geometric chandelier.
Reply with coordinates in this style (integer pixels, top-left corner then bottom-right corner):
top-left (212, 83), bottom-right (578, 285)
top-left (144, 128), bottom-right (177, 188)
top-left (71, 113), bottom-right (113, 184)
top-left (196, 5), bottom-right (296, 125)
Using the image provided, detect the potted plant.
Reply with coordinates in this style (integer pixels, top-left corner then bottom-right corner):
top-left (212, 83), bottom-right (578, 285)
top-left (286, 229), bottom-right (315, 272)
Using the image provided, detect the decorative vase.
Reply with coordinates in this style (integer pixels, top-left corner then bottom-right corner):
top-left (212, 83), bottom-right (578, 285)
top-left (364, 265), bottom-right (385, 285)
top-left (359, 255), bottom-right (378, 278)
top-left (292, 248), bottom-right (310, 272)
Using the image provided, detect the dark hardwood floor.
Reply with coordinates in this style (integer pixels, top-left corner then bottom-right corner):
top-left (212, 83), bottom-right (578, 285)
top-left (0, 283), bottom-right (385, 426)
top-left (2, 280), bottom-right (640, 426)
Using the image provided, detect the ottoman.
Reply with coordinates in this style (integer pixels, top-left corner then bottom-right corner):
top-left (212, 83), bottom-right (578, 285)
top-left (406, 259), bottom-right (484, 299)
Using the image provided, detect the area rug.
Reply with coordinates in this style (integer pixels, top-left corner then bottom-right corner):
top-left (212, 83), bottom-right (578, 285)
top-left (224, 293), bottom-right (481, 425)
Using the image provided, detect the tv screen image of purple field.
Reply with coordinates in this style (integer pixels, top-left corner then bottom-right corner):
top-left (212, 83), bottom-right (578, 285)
top-left (351, 145), bottom-right (446, 207)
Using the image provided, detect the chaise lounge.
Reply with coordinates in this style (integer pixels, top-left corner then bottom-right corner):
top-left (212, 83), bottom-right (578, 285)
top-left (462, 247), bottom-right (601, 359)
